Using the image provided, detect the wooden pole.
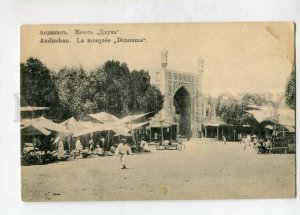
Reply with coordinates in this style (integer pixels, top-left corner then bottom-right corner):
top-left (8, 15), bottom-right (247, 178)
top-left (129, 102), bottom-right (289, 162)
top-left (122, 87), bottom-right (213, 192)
top-left (161, 122), bottom-right (164, 143)
top-left (233, 129), bottom-right (236, 142)
top-left (128, 120), bottom-right (137, 147)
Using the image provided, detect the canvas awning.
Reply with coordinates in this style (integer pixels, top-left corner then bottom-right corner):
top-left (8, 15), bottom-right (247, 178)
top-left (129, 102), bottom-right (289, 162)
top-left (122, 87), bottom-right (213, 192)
top-left (21, 116), bottom-right (70, 134)
top-left (113, 132), bottom-right (132, 137)
top-left (72, 122), bottom-right (130, 137)
top-left (247, 106), bottom-right (295, 126)
top-left (21, 124), bottom-right (51, 136)
top-left (148, 121), bottom-right (176, 128)
top-left (89, 112), bottom-right (120, 123)
top-left (130, 121), bottom-right (149, 130)
top-left (202, 117), bottom-right (227, 127)
top-left (20, 106), bottom-right (50, 112)
top-left (73, 124), bottom-right (112, 137)
top-left (118, 112), bottom-right (151, 124)
top-left (285, 125), bottom-right (295, 132)
top-left (60, 117), bottom-right (87, 134)
top-left (265, 125), bottom-right (273, 130)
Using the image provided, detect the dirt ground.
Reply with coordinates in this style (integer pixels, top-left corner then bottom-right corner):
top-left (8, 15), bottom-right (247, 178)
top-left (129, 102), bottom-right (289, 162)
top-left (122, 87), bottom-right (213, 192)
top-left (21, 139), bottom-right (296, 201)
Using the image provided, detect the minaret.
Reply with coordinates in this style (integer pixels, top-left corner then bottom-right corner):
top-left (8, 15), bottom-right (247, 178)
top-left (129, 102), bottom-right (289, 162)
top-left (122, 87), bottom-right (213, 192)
top-left (161, 49), bottom-right (168, 69)
top-left (197, 57), bottom-right (204, 136)
top-left (159, 49), bottom-right (168, 118)
top-left (160, 49), bottom-right (168, 96)
top-left (198, 57), bottom-right (204, 93)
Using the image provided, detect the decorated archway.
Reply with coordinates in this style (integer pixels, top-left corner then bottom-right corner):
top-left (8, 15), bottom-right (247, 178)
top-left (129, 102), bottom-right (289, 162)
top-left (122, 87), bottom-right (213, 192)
top-left (173, 86), bottom-right (192, 137)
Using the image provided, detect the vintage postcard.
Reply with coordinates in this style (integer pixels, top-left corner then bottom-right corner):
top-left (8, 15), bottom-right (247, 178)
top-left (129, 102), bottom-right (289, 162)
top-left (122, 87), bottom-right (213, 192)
top-left (20, 23), bottom-right (295, 201)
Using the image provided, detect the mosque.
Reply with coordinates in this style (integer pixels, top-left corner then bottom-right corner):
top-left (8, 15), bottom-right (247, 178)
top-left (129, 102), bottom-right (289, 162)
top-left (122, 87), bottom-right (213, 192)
top-left (149, 49), bottom-right (228, 138)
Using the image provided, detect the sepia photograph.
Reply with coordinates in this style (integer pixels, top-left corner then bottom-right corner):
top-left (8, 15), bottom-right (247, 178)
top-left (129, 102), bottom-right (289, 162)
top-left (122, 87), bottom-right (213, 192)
top-left (20, 23), bottom-right (295, 201)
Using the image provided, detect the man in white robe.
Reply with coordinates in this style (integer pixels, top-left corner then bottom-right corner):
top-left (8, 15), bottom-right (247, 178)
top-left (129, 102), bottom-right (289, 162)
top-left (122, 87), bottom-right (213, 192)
top-left (115, 138), bottom-right (132, 169)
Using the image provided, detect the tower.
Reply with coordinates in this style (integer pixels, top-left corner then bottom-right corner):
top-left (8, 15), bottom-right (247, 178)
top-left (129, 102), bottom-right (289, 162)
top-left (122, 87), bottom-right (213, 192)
top-left (196, 57), bottom-right (204, 136)
top-left (161, 49), bottom-right (168, 69)
top-left (197, 57), bottom-right (204, 93)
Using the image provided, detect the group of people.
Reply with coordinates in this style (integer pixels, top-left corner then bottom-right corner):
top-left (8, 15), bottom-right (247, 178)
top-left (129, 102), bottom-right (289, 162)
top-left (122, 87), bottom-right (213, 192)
top-left (237, 133), bottom-right (272, 153)
top-left (238, 134), bottom-right (252, 150)
top-left (65, 135), bottom-right (138, 169)
top-left (73, 134), bottom-right (119, 159)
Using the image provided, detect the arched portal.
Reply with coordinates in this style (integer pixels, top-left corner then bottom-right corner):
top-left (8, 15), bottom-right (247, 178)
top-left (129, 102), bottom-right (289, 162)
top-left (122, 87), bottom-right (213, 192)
top-left (173, 86), bottom-right (192, 137)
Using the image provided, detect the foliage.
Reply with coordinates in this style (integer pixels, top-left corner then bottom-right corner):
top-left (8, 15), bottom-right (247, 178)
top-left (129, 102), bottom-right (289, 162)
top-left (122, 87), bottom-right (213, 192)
top-left (21, 59), bottom-right (165, 121)
top-left (216, 99), bottom-right (244, 126)
top-left (216, 93), bottom-right (272, 128)
top-left (90, 61), bottom-right (164, 118)
top-left (90, 60), bottom-right (131, 117)
top-left (128, 70), bottom-right (164, 117)
top-left (241, 93), bottom-right (273, 106)
top-left (20, 58), bottom-right (61, 119)
top-left (285, 65), bottom-right (296, 110)
top-left (54, 67), bottom-right (96, 120)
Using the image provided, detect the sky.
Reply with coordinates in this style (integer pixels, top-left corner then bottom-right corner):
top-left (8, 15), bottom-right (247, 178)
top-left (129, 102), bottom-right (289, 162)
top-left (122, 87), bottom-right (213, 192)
top-left (21, 23), bottom-right (294, 96)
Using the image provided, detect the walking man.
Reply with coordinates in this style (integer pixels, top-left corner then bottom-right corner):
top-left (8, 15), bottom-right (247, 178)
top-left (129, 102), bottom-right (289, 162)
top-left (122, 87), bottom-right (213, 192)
top-left (222, 135), bottom-right (227, 145)
top-left (115, 138), bottom-right (132, 169)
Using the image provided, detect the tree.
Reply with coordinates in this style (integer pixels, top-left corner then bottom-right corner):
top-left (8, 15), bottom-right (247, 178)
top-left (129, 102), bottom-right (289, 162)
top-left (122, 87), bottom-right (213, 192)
top-left (91, 61), bottom-right (164, 118)
top-left (91, 60), bottom-right (131, 117)
top-left (285, 65), bottom-right (296, 110)
top-left (54, 67), bottom-right (96, 120)
top-left (128, 70), bottom-right (164, 117)
top-left (216, 93), bottom-right (274, 136)
top-left (241, 93), bottom-right (273, 106)
top-left (216, 98), bottom-right (244, 126)
top-left (21, 58), bottom-right (164, 122)
top-left (20, 58), bottom-right (60, 119)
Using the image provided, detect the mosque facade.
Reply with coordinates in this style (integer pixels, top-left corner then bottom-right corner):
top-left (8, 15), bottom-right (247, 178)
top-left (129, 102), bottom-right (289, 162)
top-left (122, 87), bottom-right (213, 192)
top-left (149, 50), bottom-right (221, 138)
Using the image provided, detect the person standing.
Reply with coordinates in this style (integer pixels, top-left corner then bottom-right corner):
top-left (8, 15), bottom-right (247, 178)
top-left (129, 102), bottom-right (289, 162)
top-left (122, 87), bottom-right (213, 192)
top-left (140, 137), bottom-right (150, 152)
top-left (177, 135), bottom-right (183, 151)
top-left (89, 133), bottom-right (94, 153)
top-left (75, 137), bottom-right (83, 159)
top-left (238, 133), bottom-right (242, 144)
top-left (57, 138), bottom-right (65, 160)
top-left (247, 134), bottom-right (251, 146)
top-left (115, 138), bottom-right (132, 169)
top-left (222, 135), bottom-right (227, 145)
top-left (253, 136), bottom-right (258, 148)
top-left (242, 136), bottom-right (246, 150)
top-left (100, 136), bottom-right (106, 148)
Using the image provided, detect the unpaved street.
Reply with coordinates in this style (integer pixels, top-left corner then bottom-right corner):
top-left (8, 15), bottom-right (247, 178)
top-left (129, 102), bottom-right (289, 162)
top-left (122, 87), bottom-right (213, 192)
top-left (22, 140), bottom-right (295, 201)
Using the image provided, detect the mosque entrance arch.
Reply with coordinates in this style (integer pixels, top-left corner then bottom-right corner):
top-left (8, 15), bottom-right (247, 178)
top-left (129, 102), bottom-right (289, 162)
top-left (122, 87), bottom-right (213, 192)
top-left (173, 86), bottom-right (192, 137)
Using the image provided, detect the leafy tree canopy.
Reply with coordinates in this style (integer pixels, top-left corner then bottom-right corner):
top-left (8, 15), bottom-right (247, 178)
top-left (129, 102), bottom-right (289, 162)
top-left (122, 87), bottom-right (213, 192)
top-left (21, 58), bottom-right (164, 121)
top-left (20, 58), bottom-right (60, 119)
top-left (216, 93), bottom-right (273, 128)
top-left (91, 61), bottom-right (164, 118)
top-left (285, 65), bottom-right (296, 110)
